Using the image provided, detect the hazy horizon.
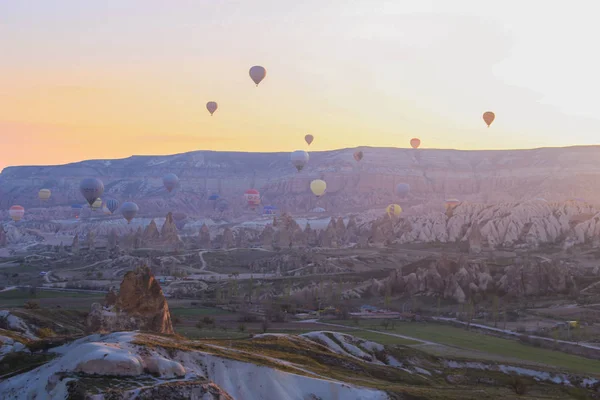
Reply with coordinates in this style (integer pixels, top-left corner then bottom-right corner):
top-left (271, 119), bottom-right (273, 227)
top-left (3, 1), bottom-right (600, 170)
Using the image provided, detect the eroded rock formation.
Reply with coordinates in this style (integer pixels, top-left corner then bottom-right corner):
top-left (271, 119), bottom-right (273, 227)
top-left (86, 265), bottom-right (174, 334)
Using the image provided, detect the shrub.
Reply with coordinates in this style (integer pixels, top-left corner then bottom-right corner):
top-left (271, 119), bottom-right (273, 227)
top-left (37, 327), bottom-right (55, 339)
top-left (202, 316), bottom-right (215, 326)
top-left (195, 321), bottom-right (204, 329)
top-left (24, 300), bottom-right (40, 310)
top-left (512, 376), bottom-right (527, 395)
top-left (238, 323), bottom-right (246, 332)
top-left (172, 316), bottom-right (182, 325)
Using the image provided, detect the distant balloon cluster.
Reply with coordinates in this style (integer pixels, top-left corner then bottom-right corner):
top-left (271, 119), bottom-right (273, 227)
top-left (7, 63), bottom-right (497, 223)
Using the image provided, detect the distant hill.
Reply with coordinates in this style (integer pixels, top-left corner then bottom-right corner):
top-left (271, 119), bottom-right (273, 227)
top-left (2, 146), bottom-right (600, 215)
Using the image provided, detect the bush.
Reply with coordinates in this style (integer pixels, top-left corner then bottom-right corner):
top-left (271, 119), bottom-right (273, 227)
top-left (202, 316), bottom-right (215, 326)
top-left (238, 323), bottom-right (246, 333)
top-left (172, 316), bottom-right (182, 325)
top-left (512, 376), bottom-right (527, 395)
top-left (195, 322), bottom-right (204, 330)
top-left (24, 300), bottom-right (40, 310)
top-left (37, 327), bottom-right (55, 339)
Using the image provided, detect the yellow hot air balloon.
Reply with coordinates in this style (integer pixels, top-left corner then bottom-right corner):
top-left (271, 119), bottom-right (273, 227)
top-left (386, 204), bottom-right (402, 217)
top-left (91, 197), bottom-right (102, 210)
top-left (310, 179), bottom-right (326, 197)
top-left (38, 189), bottom-right (51, 201)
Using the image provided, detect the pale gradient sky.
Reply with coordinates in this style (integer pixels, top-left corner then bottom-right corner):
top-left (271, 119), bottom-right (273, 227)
top-left (1, 0), bottom-right (600, 170)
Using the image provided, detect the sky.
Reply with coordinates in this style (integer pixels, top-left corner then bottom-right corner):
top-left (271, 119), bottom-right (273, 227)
top-left (1, 0), bottom-right (600, 170)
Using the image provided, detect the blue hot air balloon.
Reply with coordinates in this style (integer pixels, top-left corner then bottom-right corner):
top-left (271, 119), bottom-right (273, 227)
top-left (105, 199), bottom-right (120, 214)
top-left (208, 193), bottom-right (220, 201)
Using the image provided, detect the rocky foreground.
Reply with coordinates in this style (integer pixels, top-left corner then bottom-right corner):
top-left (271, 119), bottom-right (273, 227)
top-left (1, 328), bottom-right (599, 400)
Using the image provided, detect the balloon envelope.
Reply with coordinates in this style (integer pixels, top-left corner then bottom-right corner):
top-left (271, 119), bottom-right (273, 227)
top-left (353, 151), bottom-right (363, 162)
top-left (91, 198), bottom-right (102, 209)
top-left (310, 179), bottom-right (327, 197)
top-left (105, 199), bottom-right (120, 214)
top-left (244, 189), bottom-right (261, 208)
top-left (395, 183), bottom-right (410, 197)
top-left (386, 204), bottom-right (402, 217)
top-left (216, 198), bottom-right (229, 212)
top-left (208, 193), bottom-right (220, 201)
top-left (79, 178), bottom-right (104, 206)
top-left (305, 134), bottom-right (314, 145)
top-left (310, 207), bottom-right (326, 213)
top-left (410, 138), bottom-right (421, 149)
top-left (163, 173), bottom-right (179, 193)
top-left (121, 202), bottom-right (139, 223)
top-left (38, 189), bottom-right (51, 201)
top-left (249, 66), bottom-right (266, 86)
top-left (291, 150), bottom-right (310, 172)
top-left (445, 198), bottom-right (460, 210)
top-left (206, 101), bottom-right (218, 116)
top-left (9, 205), bottom-right (25, 222)
top-left (483, 111), bottom-right (495, 127)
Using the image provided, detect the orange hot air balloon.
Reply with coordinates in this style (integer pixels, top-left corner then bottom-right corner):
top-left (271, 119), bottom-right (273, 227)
top-left (353, 151), bottom-right (363, 162)
top-left (305, 134), bottom-right (314, 145)
top-left (483, 111), bottom-right (495, 127)
top-left (410, 138), bottom-right (421, 149)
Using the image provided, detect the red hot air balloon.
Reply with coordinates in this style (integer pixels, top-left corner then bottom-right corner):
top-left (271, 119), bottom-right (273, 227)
top-left (244, 189), bottom-right (261, 209)
top-left (305, 134), bottom-right (314, 145)
top-left (353, 151), bottom-right (363, 162)
top-left (483, 111), bottom-right (495, 127)
top-left (410, 138), bottom-right (421, 149)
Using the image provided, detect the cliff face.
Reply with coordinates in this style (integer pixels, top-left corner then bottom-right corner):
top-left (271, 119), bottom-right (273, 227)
top-left (86, 265), bottom-right (174, 334)
top-left (4, 146), bottom-right (600, 216)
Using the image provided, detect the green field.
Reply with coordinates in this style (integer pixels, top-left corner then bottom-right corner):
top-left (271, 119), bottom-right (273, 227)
top-left (0, 289), bottom-right (104, 309)
top-left (330, 320), bottom-right (600, 376)
top-left (349, 330), bottom-right (420, 345)
top-left (176, 326), bottom-right (250, 340)
top-left (169, 307), bottom-right (230, 317)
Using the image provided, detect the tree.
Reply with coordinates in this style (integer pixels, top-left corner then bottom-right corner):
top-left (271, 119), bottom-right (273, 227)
top-left (492, 295), bottom-right (499, 328)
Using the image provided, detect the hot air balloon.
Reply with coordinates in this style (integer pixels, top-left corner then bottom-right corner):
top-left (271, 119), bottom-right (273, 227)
top-left (244, 189), bottom-right (261, 209)
top-left (445, 198), bottom-right (460, 210)
top-left (291, 150), bottom-right (310, 172)
top-left (38, 189), bottom-right (51, 201)
top-left (305, 134), bottom-right (314, 146)
top-left (310, 179), bottom-right (326, 197)
top-left (9, 206), bottom-right (24, 222)
top-left (163, 173), bottom-right (179, 193)
top-left (386, 204), bottom-right (402, 218)
top-left (263, 205), bottom-right (277, 215)
top-left (91, 198), bottom-right (102, 210)
top-left (80, 178), bottom-right (104, 207)
top-left (206, 101), bottom-right (218, 116)
top-left (483, 111), bottom-right (495, 127)
top-left (173, 212), bottom-right (187, 230)
top-left (216, 198), bottom-right (229, 212)
top-left (353, 151), bottom-right (363, 162)
top-left (208, 193), bottom-right (220, 201)
top-left (105, 199), bottom-right (119, 214)
top-left (71, 204), bottom-right (83, 219)
top-left (249, 66), bottom-right (266, 86)
top-left (410, 138), bottom-right (421, 149)
top-left (310, 207), bottom-right (326, 213)
top-left (121, 202), bottom-right (139, 224)
top-left (395, 183), bottom-right (410, 197)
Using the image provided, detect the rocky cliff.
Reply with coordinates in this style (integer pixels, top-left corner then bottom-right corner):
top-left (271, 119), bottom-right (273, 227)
top-left (86, 265), bottom-right (174, 334)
